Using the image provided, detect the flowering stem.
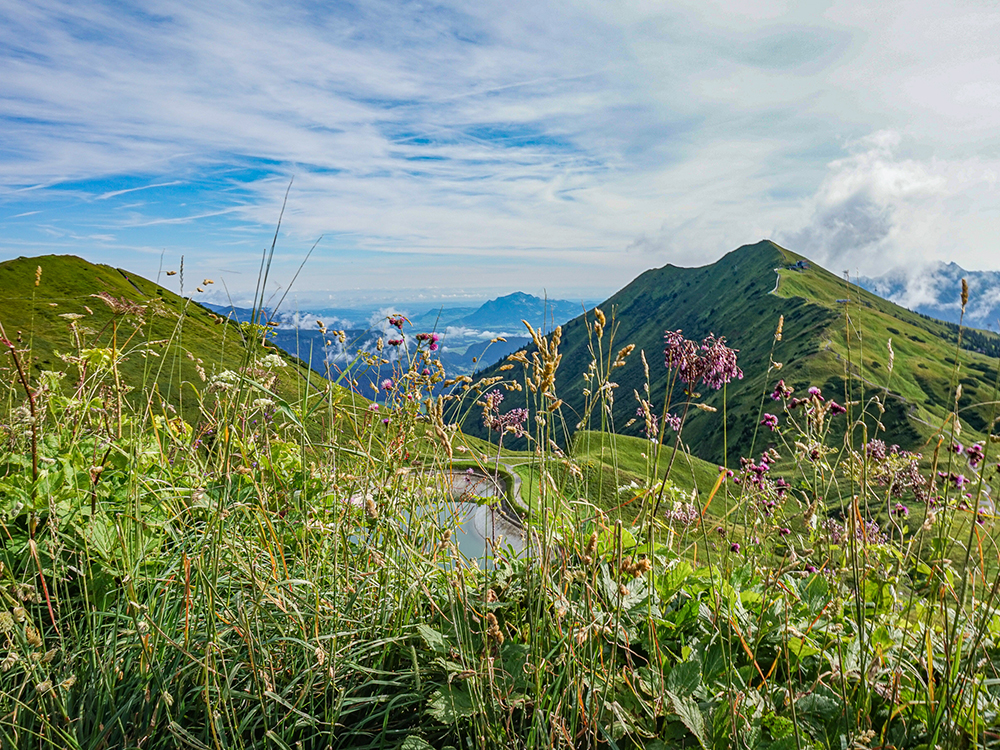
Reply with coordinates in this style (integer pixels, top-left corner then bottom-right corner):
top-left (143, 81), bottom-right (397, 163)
top-left (2, 335), bottom-right (38, 491)
top-left (650, 396), bottom-right (692, 521)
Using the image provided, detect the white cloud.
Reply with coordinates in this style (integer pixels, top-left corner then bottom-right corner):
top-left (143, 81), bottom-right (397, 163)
top-left (2, 0), bottom-right (1000, 302)
top-left (779, 130), bottom-right (1000, 274)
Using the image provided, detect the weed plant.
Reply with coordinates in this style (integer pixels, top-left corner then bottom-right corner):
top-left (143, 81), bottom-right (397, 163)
top-left (1, 256), bottom-right (1000, 750)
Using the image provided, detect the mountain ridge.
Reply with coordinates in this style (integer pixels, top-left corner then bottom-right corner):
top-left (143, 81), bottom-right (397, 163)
top-left (463, 240), bottom-right (1000, 465)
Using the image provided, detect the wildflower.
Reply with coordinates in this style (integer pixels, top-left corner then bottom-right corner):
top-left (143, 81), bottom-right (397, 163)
top-left (967, 443), bottom-right (985, 469)
top-left (771, 380), bottom-right (794, 400)
top-left (716, 526), bottom-right (726, 537)
top-left (760, 413), bottom-right (778, 431)
top-left (388, 315), bottom-right (405, 329)
top-left (26, 626), bottom-right (42, 648)
top-left (807, 386), bottom-right (823, 399)
top-left (805, 565), bottom-right (817, 574)
top-left (893, 503), bottom-right (909, 518)
top-left (866, 440), bottom-right (887, 460)
top-left (422, 368), bottom-right (431, 376)
top-left (664, 502), bottom-right (699, 526)
top-left (635, 406), bottom-right (659, 439)
top-left (259, 353), bottom-right (286, 369)
top-left (778, 527), bottom-right (790, 537)
top-left (380, 378), bottom-right (394, 392)
top-left (700, 334), bottom-right (743, 389)
top-left (388, 338), bottom-right (403, 347)
top-left (730, 542), bottom-right (740, 553)
top-left (664, 413), bottom-right (682, 432)
top-left (486, 613), bottom-right (504, 645)
top-left (1, 652), bottom-right (17, 672)
top-left (950, 442), bottom-right (964, 455)
top-left (482, 390), bottom-right (528, 436)
top-left (828, 401), bottom-right (847, 415)
top-left (0, 612), bottom-right (12, 634)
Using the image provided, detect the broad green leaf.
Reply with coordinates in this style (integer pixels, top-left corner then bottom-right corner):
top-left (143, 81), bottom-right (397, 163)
top-left (667, 690), bottom-right (710, 749)
top-left (427, 684), bottom-right (481, 724)
top-left (415, 624), bottom-right (449, 654)
top-left (666, 661), bottom-right (702, 698)
top-left (400, 737), bottom-right (434, 750)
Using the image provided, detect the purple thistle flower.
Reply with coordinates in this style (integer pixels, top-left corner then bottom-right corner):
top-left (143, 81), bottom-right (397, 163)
top-left (760, 413), bottom-right (779, 431)
top-left (700, 333), bottom-right (743, 390)
top-left (388, 338), bottom-right (403, 346)
top-left (967, 443), bottom-right (985, 469)
top-left (380, 378), bottom-right (394, 392)
top-left (730, 542), bottom-right (740, 553)
top-left (893, 503), bottom-right (909, 518)
top-left (771, 380), bottom-right (794, 400)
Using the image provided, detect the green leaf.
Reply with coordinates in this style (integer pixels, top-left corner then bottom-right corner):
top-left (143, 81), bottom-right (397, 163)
top-left (427, 684), bottom-right (481, 725)
top-left (400, 737), bottom-right (435, 750)
top-left (666, 660), bottom-right (702, 698)
top-left (416, 624), bottom-right (449, 654)
top-left (786, 636), bottom-right (821, 661)
top-left (667, 690), bottom-right (710, 749)
top-left (763, 712), bottom-right (795, 739)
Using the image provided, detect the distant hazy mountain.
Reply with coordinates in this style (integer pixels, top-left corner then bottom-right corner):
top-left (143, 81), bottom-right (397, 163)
top-left (446, 292), bottom-right (583, 332)
top-left (858, 263), bottom-right (1000, 330)
top-left (407, 292), bottom-right (585, 334)
top-left (205, 291), bottom-right (579, 394)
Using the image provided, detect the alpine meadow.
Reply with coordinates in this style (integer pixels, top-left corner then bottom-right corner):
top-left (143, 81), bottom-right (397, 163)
top-left (3, 236), bottom-right (1000, 750)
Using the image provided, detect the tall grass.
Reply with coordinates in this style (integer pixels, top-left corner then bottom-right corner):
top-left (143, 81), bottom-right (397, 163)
top-left (1, 256), bottom-right (1000, 750)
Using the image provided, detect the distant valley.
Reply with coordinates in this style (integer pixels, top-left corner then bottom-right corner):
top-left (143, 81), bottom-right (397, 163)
top-left (204, 291), bottom-right (589, 399)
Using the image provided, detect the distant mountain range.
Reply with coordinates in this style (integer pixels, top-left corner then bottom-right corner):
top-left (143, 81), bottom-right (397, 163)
top-left (858, 262), bottom-right (1000, 330)
top-left (464, 241), bottom-right (1000, 465)
top-left (203, 291), bottom-right (585, 398)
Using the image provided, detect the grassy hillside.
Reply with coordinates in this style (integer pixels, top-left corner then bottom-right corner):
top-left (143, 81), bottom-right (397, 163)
top-left (0, 254), bottom-right (355, 426)
top-left (463, 240), bottom-right (1000, 465)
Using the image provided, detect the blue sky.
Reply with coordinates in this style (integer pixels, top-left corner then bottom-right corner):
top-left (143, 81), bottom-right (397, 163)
top-left (2, 0), bottom-right (1000, 307)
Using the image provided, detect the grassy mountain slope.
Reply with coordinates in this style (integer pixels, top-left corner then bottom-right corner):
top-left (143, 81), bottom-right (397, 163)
top-left (464, 240), bottom-right (1000, 464)
top-left (0, 254), bottom-right (341, 423)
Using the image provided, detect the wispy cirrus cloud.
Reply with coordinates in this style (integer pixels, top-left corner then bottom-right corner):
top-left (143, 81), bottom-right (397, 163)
top-left (1, 0), bottom-right (999, 302)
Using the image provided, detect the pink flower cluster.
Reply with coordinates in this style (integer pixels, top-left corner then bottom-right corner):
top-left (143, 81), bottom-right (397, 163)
top-left (663, 330), bottom-right (743, 390)
top-left (416, 332), bottom-right (440, 351)
top-left (481, 389), bottom-right (528, 437)
top-left (864, 440), bottom-right (927, 501)
top-left (635, 406), bottom-right (659, 439)
top-left (663, 502), bottom-right (699, 526)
